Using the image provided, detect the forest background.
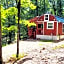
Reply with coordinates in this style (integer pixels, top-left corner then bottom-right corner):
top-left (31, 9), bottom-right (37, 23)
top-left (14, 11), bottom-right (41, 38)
top-left (1, 0), bottom-right (64, 46)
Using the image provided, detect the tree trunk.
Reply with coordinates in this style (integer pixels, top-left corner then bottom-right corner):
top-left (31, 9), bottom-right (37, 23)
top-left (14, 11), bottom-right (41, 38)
top-left (59, 0), bottom-right (62, 16)
top-left (44, 0), bottom-right (45, 14)
top-left (16, 0), bottom-right (20, 58)
top-left (8, 32), bottom-right (12, 44)
top-left (8, 17), bottom-right (12, 44)
top-left (0, 4), bottom-right (2, 63)
top-left (36, 0), bottom-right (38, 16)
top-left (53, 1), bottom-right (56, 15)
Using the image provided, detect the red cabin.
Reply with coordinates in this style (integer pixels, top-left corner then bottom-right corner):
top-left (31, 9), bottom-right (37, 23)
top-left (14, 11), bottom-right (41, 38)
top-left (28, 14), bottom-right (64, 40)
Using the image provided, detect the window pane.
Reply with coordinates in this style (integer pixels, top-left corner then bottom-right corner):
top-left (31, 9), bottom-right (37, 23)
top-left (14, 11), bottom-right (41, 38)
top-left (45, 15), bottom-right (48, 20)
top-left (62, 24), bottom-right (64, 33)
top-left (63, 29), bottom-right (64, 32)
top-left (63, 24), bottom-right (64, 28)
top-left (47, 23), bottom-right (53, 29)
top-left (38, 24), bottom-right (41, 28)
top-left (38, 24), bottom-right (43, 29)
top-left (48, 23), bottom-right (53, 26)
top-left (45, 15), bottom-right (48, 17)
top-left (45, 18), bottom-right (48, 20)
top-left (48, 26), bottom-right (53, 28)
top-left (41, 24), bottom-right (43, 29)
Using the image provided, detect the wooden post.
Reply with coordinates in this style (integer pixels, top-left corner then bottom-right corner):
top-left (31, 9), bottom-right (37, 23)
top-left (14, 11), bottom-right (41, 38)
top-left (16, 0), bottom-right (20, 58)
top-left (0, 4), bottom-right (2, 63)
top-left (59, 34), bottom-right (60, 40)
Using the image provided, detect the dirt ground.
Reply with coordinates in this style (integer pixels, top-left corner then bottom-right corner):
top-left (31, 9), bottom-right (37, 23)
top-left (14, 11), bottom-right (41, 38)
top-left (2, 40), bottom-right (64, 64)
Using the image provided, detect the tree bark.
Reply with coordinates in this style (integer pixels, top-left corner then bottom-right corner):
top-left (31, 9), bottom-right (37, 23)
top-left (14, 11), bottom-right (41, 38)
top-left (59, 0), bottom-right (62, 16)
top-left (52, 1), bottom-right (56, 15)
top-left (0, 4), bottom-right (2, 63)
top-left (44, 0), bottom-right (45, 14)
top-left (36, 0), bottom-right (38, 16)
top-left (16, 0), bottom-right (20, 58)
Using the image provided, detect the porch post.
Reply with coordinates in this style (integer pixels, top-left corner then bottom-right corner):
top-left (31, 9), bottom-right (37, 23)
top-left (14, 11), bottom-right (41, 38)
top-left (43, 22), bottom-right (44, 35)
top-left (57, 22), bottom-right (58, 35)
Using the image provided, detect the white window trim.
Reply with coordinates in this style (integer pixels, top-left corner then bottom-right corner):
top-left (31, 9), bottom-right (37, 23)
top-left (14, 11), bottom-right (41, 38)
top-left (44, 21), bottom-right (57, 22)
top-left (37, 21), bottom-right (44, 22)
top-left (62, 23), bottom-right (64, 34)
top-left (47, 22), bottom-right (54, 29)
top-left (44, 14), bottom-right (49, 21)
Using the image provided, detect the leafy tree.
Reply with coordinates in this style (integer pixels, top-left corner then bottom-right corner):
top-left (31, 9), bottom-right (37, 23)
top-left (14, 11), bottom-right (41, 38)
top-left (1, 7), bottom-right (17, 44)
top-left (19, 20), bottom-right (36, 39)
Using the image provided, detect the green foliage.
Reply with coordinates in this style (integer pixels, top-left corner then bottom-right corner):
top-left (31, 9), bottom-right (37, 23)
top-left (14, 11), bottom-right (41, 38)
top-left (2, 26), bottom-right (8, 35)
top-left (5, 7), bottom-right (17, 16)
top-left (20, 24), bottom-right (28, 39)
top-left (17, 20), bottom-right (36, 39)
top-left (8, 53), bottom-right (27, 62)
top-left (1, 0), bottom-right (37, 45)
top-left (1, 7), bottom-right (17, 36)
top-left (19, 20), bottom-right (36, 27)
top-left (1, 0), bottom-right (64, 46)
top-left (28, 22), bottom-right (36, 27)
top-left (19, 20), bottom-right (35, 39)
top-left (7, 26), bottom-right (17, 32)
top-left (21, 0), bottom-right (36, 10)
top-left (40, 40), bottom-right (53, 42)
top-left (1, 6), bottom-right (6, 22)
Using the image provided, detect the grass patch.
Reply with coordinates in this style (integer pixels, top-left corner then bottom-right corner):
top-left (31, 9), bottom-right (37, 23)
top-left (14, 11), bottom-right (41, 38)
top-left (8, 53), bottom-right (27, 63)
top-left (2, 43), bottom-right (7, 47)
top-left (52, 44), bottom-right (64, 50)
top-left (38, 40), bottom-right (53, 46)
top-left (38, 42), bottom-right (43, 46)
top-left (40, 40), bottom-right (53, 42)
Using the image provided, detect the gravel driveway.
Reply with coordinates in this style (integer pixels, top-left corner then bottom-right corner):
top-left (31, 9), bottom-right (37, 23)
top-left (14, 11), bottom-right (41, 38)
top-left (2, 40), bottom-right (64, 64)
top-left (2, 40), bottom-right (40, 62)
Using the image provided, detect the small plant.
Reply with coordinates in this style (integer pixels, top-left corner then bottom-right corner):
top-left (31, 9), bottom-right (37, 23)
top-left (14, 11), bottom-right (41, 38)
top-left (8, 53), bottom-right (27, 62)
top-left (52, 44), bottom-right (64, 50)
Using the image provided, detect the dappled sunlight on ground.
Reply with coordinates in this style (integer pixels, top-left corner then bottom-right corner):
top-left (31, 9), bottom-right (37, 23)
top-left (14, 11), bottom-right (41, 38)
top-left (2, 40), bottom-right (64, 64)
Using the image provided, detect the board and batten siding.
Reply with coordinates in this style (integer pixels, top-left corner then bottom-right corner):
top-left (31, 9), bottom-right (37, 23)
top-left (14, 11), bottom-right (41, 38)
top-left (44, 22), bottom-right (57, 35)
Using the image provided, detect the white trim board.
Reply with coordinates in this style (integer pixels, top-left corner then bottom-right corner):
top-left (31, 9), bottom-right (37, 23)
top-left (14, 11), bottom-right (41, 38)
top-left (36, 35), bottom-right (57, 40)
top-left (37, 21), bottom-right (57, 22)
top-left (62, 23), bottom-right (64, 34)
top-left (57, 22), bottom-right (58, 35)
top-left (47, 22), bottom-right (54, 29)
top-left (44, 14), bottom-right (49, 21)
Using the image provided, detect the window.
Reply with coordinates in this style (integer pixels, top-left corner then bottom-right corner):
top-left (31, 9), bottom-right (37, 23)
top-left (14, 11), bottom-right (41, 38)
top-left (62, 24), bottom-right (64, 33)
top-left (44, 14), bottom-right (49, 21)
top-left (47, 22), bottom-right (54, 29)
top-left (38, 24), bottom-right (43, 29)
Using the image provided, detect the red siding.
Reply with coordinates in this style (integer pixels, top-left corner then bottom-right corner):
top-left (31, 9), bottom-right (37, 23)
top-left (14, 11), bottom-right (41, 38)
top-left (36, 22), bottom-right (44, 35)
top-left (38, 16), bottom-right (44, 21)
top-left (49, 15), bottom-right (57, 21)
top-left (29, 17), bottom-right (38, 23)
top-left (44, 22), bottom-right (57, 35)
top-left (58, 23), bottom-right (62, 35)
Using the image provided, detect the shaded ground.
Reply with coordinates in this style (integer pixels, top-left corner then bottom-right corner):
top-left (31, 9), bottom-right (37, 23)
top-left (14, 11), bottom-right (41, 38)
top-left (2, 39), bottom-right (64, 64)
